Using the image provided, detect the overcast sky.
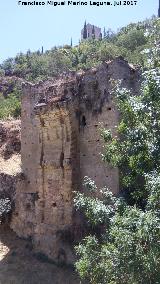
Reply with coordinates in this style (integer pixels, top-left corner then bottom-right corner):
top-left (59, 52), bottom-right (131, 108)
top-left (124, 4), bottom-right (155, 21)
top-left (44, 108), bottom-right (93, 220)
top-left (0, 0), bottom-right (158, 62)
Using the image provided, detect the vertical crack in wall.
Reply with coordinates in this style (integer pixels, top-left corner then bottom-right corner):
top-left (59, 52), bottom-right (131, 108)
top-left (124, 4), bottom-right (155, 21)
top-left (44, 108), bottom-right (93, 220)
top-left (40, 116), bottom-right (45, 223)
top-left (60, 110), bottom-right (65, 179)
top-left (69, 109), bottom-right (79, 193)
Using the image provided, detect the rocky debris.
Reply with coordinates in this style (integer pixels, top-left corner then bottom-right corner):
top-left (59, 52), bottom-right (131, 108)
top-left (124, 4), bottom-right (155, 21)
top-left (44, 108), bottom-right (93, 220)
top-left (0, 198), bottom-right (11, 224)
top-left (0, 120), bottom-right (21, 224)
top-left (0, 120), bottom-right (21, 159)
top-left (0, 76), bottom-right (23, 98)
top-left (0, 172), bottom-right (23, 224)
top-left (0, 173), bottom-right (19, 200)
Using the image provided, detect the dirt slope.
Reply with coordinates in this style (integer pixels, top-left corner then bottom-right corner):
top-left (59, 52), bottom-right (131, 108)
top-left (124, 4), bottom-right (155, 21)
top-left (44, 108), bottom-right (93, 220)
top-left (0, 226), bottom-right (81, 284)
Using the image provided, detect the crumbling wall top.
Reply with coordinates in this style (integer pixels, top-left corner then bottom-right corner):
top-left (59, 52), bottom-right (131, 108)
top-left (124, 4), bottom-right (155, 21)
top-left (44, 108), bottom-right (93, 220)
top-left (22, 57), bottom-right (140, 115)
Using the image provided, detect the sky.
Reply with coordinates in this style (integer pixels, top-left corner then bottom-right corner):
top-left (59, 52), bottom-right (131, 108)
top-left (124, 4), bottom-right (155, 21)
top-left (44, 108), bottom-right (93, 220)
top-left (0, 0), bottom-right (158, 63)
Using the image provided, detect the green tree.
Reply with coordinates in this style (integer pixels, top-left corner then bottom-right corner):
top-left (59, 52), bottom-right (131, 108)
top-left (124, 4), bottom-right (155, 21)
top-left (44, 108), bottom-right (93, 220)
top-left (75, 175), bottom-right (160, 284)
top-left (102, 73), bottom-right (160, 205)
top-left (103, 27), bottom-right (106, 38)
top-left (83, 21), bottom-right (88, 39)
top-left (0, 93), bottom-right (21, 119)
top-left (116, 29), bottom-right (147, 51)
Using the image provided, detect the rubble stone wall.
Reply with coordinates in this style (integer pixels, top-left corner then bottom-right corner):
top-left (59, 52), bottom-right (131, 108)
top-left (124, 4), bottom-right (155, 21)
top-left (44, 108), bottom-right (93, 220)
top-left (11, 58), bottom-right (140, 263)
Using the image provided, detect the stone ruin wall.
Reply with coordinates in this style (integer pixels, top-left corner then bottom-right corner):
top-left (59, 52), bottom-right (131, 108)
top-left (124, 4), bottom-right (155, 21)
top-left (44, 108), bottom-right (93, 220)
top-left (11, 58), bottom-right (140, 264)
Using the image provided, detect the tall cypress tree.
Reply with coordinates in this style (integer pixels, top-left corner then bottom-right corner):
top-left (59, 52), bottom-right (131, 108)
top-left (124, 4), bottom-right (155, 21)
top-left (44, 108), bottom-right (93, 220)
top-left (83, 21), bottom-right (87, 39)
top-left (103, 27), bottom-right (106, 38)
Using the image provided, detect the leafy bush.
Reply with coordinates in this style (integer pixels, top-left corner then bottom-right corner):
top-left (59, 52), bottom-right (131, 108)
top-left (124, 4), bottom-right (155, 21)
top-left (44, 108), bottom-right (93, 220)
top-left (116, 29), bottom-right (147, 51)
top-left (101, 72), bottom-right (160, 205)
top-left (0, 94), bottom-right (21, 119)
top-left (74, 176), bottom-right (160, 284)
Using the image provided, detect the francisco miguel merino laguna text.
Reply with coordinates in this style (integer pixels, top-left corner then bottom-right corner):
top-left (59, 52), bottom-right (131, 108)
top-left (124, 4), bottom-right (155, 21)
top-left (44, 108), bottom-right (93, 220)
top-left (18, 1), bottom-right (119, 6)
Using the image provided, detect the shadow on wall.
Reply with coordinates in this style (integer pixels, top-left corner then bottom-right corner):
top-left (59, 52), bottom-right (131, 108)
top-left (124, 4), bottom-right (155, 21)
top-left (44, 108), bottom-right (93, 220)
top-left (0, 225), bottom-right (83, 284)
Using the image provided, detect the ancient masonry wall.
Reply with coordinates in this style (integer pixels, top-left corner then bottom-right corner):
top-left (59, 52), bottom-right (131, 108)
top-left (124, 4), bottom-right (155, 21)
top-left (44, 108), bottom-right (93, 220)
top-left (11, 58), bottom-right (140, 263)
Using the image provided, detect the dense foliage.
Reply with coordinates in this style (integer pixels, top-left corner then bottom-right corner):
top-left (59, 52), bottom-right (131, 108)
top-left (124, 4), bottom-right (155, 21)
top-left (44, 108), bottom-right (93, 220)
top-left (101, 72), bottom-right (160, 206)
top-left (0, 17), bottom-right (159, 82)
top-left (75, 175), bottom-right (160, 284)
top-left (0, 93), bottom-right (21, 119)
top-left (0, 16), bottom-right (159, 119)
top-left (0, 81), bottom-right (21, 120)
top-left (74, 71), bottom-right (160, 283)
